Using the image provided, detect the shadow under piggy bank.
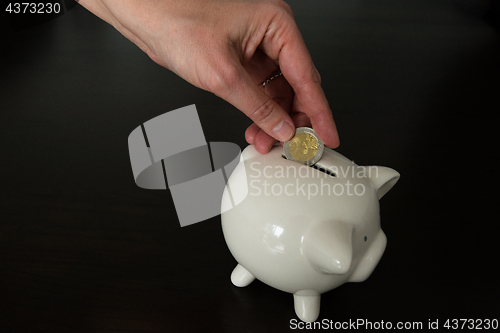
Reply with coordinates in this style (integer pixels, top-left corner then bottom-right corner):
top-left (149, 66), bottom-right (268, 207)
top-left (221, 145), bottom-right (399, 322)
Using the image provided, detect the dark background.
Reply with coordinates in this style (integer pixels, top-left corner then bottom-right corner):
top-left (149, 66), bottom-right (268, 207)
top-left (1, 0), bottom-right (499, 331)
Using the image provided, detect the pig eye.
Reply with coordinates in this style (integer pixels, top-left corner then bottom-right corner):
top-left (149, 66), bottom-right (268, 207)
top-left (364, 236), bottom-right (367, 242)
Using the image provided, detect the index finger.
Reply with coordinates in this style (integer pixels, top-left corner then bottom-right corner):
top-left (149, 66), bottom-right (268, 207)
top-left (261, 17), bottom-right (340, 148)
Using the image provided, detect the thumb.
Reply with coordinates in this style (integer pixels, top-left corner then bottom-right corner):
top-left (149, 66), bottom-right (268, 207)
top-left (214, 64), bottom-right (296, 143)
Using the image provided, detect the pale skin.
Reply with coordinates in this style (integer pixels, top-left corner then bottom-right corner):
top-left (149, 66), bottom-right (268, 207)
top-left (76, 0), bottom-right (340, 153)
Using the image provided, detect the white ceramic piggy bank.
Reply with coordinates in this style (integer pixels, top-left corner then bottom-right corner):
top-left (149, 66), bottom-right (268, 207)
top-left (221, 145), bottom-right (399, 322)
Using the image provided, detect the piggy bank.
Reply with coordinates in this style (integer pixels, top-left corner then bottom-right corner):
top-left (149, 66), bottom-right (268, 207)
top-left (221, 145), bottom-right (399, 322)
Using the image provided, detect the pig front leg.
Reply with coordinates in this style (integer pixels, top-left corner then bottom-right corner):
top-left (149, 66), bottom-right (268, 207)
top-left (230, 264), bottom-right (255, 287)
top-left (293, 290), bottom-right (321, 322)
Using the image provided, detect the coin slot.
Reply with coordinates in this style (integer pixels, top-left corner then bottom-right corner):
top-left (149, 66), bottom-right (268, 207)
top-left (282, 155), bottom-right (336, 177)
top-left (310, 164), bottom-right (336, 177)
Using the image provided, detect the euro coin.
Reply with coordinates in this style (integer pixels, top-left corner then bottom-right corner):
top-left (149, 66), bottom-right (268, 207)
top-left (283, 127), bottom-right (324, 165)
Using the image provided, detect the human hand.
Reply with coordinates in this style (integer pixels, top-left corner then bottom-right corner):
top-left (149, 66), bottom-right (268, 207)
top-left (78, 0), bottom-right (339, 153)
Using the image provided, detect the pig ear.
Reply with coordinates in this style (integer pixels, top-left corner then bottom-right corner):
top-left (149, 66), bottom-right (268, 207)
top-left (369, 166), bottom-right (400, 199)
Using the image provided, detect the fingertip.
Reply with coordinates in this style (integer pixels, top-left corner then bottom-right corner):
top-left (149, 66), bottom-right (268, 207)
top-left (254, 144), bottom-right (270, 154)
top-left (330, 137), bottom-right (340, 149)
top-left (319, 128), bottom-right (340, 149)
top-left (271, 119), bottom-right (295, 142)
top-left (254, 129), bottom-right (278, 154)
top-left (245, 123), bottom-right (260, 145)
top-left (309, 111), bottom-right (340, 149)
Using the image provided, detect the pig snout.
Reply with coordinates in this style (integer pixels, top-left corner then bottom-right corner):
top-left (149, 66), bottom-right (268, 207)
top-left (302, 221), bottom-right (353, 275)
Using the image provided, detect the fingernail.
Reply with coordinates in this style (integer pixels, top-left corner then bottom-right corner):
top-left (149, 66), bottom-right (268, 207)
top-left (272, 120), bottom-right (294, 142)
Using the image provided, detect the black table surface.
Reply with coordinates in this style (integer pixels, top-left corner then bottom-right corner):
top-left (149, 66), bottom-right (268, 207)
top-left (1, 1), bottom-right (499, 332)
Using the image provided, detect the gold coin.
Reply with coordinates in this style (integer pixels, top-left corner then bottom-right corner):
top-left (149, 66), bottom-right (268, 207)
top-left (283, 127), bottom-right (324, 165)
top-left (289, 132), bottom-right (319, 162)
